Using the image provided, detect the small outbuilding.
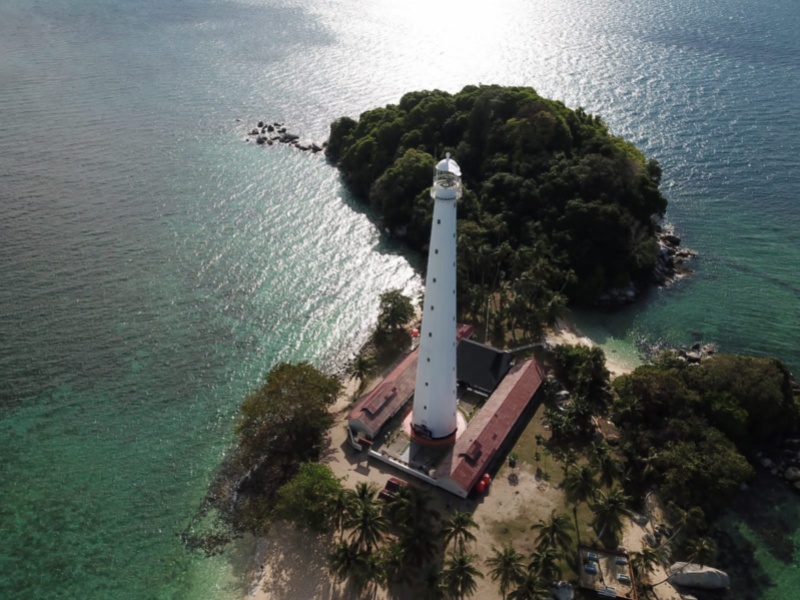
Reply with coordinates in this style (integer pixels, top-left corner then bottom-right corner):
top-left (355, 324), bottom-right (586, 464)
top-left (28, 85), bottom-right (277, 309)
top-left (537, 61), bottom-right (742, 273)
top-left (456, 339), bottom-right (513, 396)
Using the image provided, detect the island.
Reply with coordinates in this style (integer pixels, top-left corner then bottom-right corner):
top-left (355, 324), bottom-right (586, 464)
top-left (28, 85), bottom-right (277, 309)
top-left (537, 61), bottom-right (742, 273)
top-left (191, 86), bottom-right (798, 600)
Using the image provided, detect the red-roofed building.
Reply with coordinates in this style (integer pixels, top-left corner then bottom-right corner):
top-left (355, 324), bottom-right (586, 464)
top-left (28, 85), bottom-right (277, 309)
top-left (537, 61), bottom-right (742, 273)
top-left (347, 324), bottom-right (474, 448)
top-left (347, 326), bottom-right (544, 498)
top-left (436, 359), bottom-right (544, 497)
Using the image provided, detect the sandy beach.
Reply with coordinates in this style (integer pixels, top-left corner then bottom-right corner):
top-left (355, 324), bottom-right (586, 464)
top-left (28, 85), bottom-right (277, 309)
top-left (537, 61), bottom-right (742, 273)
top-left (244, 320), bottom-right (680, 600)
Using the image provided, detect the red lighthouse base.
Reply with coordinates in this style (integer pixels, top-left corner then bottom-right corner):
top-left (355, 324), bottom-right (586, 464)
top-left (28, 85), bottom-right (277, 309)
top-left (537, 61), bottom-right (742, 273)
top-left (402, 410), bottom-right (466, 447)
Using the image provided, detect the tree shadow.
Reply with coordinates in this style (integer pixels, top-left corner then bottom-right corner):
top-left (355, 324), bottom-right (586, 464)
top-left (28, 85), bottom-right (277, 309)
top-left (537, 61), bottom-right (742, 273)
top-left (256, 525), bottom-right (339, 600)
top-left (711, 472), bottom-right (797, 600)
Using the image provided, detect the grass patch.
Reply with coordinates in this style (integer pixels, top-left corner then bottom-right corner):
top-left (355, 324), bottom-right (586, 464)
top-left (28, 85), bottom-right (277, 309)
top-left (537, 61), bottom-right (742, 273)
top-left (510, 405), bottom-right (564, 486)
top-left (489, 512), bottom-right (536, 549)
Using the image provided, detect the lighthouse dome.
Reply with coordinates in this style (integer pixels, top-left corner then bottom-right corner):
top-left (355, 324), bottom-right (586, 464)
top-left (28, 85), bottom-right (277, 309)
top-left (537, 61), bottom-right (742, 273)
top-left (435, 153), bottom-right (461, 177)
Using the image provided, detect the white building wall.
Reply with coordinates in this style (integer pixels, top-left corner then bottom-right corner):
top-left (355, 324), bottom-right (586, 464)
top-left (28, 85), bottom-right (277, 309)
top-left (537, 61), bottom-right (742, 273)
top-left (412, 159), bottom-right (461, 440)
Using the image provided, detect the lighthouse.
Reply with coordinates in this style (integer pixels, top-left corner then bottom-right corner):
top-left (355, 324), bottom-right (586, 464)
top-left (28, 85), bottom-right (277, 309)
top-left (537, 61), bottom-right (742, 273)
top-left (411, 154), bottom-right (462, 443)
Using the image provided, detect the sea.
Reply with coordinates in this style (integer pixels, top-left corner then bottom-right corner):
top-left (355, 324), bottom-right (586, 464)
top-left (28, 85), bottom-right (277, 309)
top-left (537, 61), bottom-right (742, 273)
top-left (0, 0), bottom-right (797, 598)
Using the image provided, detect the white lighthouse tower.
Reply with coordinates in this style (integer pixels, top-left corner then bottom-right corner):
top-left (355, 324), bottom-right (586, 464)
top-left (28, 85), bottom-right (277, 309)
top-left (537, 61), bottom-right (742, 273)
top-left (411, 154), bottom-right (462, 443)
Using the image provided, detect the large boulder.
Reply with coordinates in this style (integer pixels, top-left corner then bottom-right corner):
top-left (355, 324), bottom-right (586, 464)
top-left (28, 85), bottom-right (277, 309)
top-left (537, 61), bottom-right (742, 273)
top-left (685, 350), bottom-right (703, 363)
top-left (784, 466), bottom-right (800, 482)
top-left (667, 563), bottom-right (730, 589)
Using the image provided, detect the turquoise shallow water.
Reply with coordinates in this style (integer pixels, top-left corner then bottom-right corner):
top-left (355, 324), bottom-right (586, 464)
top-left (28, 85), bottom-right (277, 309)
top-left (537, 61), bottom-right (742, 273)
top-left (0, 0), bottom-right (798, 598)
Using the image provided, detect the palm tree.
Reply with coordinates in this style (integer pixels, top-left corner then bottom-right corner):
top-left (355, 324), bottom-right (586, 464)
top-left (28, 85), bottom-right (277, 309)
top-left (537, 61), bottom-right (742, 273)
top-left (528, 543), bottom-right (561, 582)
top-left (530, 510), bottom-right (572, 554)
top-left (391, 485), bottom-right (440, 530)
top-left (328, 540), bottom-right (359, 583)
top-left (399, 520), bottom-right (441, 567)
top-left (346, 353), bottom-right (375, 396)
top-left (590, 442), bottom-right (622, 487)
top-left (507, 569), bottom-right (550, 600)
top-left (442, 510), bottom-right (479, 553)
top-left (330, 487), bottom-right (356, 540)
top-left (442, 551), bottom-right (484, 600)
top-left (421, 564), bottom-right (446, 600)
top-left (384, 485), bottom-right (441, 567)
top-left (563, 464), bottom-right (597, 545)
top-left (381, 540), bottom-right (412, 587)
top-left (485, 546), bottom-right (526, 599)
top-left (648, 536), bottom-right (718, 591)
top-left (346, 483), bottom-right (387, 552)
top-left (351, 550), bottom-right (386, 596)
top-left (631, 546), bottom-right (661, 583)
top-left (686, 536), bottom-right (717, 567)
top-left (354, 481), bottom-right (379, 503)
top-left (639, 450), bottom-right (661, 484)
top-left (590, 487), bottom-right (633, 544)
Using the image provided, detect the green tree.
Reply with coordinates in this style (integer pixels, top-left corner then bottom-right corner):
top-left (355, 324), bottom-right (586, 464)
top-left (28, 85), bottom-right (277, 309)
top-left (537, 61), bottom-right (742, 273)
top-left (351, 550), bottom-right (386, 595)
top-left (236, 362), bottom-right (341, 461)
top-left (507, 569), bottom-right (551, 600)
top-left (328, 540), bottom-right (359, 583)
top-left (274, 463), bottom-right (344, 533)
top-left (590, 442), bottom-right (623, 487)
top-left (530, 510), bottom-right (572, 555)
top-left (345, 353), bottom-right (375, 396)
top-left (391, 486), bottom-right (441, 567)
top-left (377, 289), bottom-right (415, 332)
top-left (630, 546), bottom-right (661, 584)
top-left (486, 546), bottom-right (526, 600)
top-left (389, 484), bottom-right (440, 529)
top-left (326, 116), bottom-right (356, 161)
top-left (563, 464), bottom-right (597, 545)
top-left (442, 552), bottom-right (484, 600)
top-left (421, 564), bottom-right (447, 600)
top-left (229, 362), bottom-right (341, 534)
top-left (590, 487), bottom-right (633, 545)
top-left (442, 510), bottom-right (480, 553)
top-left (330, 486), bottom-right (357, 541)
top-left (328, 85), bottom-right (669, 310)
top-left (398, 521), bottom-right (440, 568)
top-left (686, 536), bottom-right (717, 567)
top-left (381, 540), bottom-right (412, 587)
top-left (552, 344), bottom-right (611, 409)
top-left (369, 148), bottom-right (435, 231)
top-left (528, 543), bottom-right (561, 581)
top-left (346, 483), bottom-right (387, 552)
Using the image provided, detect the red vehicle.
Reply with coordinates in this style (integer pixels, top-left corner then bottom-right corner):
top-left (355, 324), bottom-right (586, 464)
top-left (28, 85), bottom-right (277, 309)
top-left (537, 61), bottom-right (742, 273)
top-left (379, 477), bottom-right (408, 502)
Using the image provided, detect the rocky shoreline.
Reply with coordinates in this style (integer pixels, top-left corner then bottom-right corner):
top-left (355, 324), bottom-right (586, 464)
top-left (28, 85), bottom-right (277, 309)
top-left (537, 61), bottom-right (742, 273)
top-left (595, 224), bottom-right (698, 308)
top-left (756, 433), bottom-right (800, 494)
top-left (240, 119), bottom-right (324, 153)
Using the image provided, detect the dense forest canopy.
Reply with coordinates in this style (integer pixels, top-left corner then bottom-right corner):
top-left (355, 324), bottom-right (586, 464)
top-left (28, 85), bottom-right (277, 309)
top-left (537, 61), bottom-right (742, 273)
top-left (327, 85), bottom-right (667, 324)
top-left (613, 354), bottom-right (799, 515)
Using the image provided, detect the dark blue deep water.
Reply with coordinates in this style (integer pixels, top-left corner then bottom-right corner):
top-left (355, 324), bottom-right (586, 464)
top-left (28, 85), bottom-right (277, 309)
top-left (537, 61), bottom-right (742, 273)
top-left (1, 0), bottom-right (798, 598)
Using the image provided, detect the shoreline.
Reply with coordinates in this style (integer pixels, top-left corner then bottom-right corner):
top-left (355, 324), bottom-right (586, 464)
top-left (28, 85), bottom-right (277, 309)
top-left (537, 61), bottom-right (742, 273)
top-left (242, 318), bottom-right (684, 600)
top-left (546, 317), bottom-right (640, 380)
